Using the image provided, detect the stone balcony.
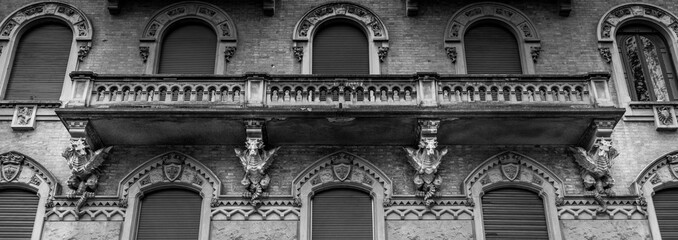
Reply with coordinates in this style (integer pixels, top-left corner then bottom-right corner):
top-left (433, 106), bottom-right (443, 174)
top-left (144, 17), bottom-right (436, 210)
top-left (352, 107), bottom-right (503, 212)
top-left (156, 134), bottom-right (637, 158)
top-left (55, 72), bottom-right (625, 147)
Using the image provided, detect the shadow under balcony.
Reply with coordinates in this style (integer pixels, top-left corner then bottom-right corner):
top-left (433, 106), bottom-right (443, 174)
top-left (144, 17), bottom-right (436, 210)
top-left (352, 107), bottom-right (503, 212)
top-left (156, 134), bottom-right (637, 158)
top-left (55, 72), bottom-right (625, 146)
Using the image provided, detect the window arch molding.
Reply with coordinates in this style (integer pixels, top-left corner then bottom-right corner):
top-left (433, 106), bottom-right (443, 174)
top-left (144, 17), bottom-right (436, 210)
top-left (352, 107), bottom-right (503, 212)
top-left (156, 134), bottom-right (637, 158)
top-left (596, 3), bottom-right (678, 106)
top-left (632, 150), bottom-right (678, 240)
top-left (463, 151), bottom-right (564, 240)
top-left (118, 151), bottom-right (221, 240)
top-left (444, 2), bottom-right (541, 74)
top-left (0, 2), bottom-right (93, 101)
top-left (292, 3), bottom-right (389, 74)
top-left (292, 151), bottom-right (392, 240)
top-left (0, 151), bottom-right (59, 239)
top-left (140, 1), bottom-right (237, 74)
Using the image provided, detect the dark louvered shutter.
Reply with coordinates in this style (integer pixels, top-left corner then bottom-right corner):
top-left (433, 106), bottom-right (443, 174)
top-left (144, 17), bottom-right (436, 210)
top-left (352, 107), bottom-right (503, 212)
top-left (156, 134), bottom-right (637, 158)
top-left (312, 188), bottom-right (372, 240)
top-left (482, 188), bottom-right (548, 240)
top-left (465, 21), bottom-right (522, 74)
top-left (312, 22), bottom-right (369, 75)
top-left (0, 188), bottom-right (39, 239)
top-left (136, 189), bottom-right (201, 240)
top-left (653, 188), bottom-right (678, 239)
top-left (158, 22), bottom-right (217, 74)
top-left (5, 23), bottom-right (72, 100)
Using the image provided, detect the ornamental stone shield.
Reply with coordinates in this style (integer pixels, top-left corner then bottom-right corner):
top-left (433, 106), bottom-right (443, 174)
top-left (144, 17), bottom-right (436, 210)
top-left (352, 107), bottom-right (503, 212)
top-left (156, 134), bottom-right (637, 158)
top-left (668, 154), bottom-right (678, 179)
top-left (501, 162), bottom-right (520, 181)
top-left (162, 154), bottom-right (185, 182)
top-left (333, 163), bottom-right (351, 182)
top-left (1, 152), bottom-right (24, 182)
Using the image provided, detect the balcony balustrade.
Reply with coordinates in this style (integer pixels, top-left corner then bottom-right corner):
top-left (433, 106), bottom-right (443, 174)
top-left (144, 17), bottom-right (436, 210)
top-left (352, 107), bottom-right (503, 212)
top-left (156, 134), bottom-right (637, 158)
top-left (67, 72), bottom-right (613, 108)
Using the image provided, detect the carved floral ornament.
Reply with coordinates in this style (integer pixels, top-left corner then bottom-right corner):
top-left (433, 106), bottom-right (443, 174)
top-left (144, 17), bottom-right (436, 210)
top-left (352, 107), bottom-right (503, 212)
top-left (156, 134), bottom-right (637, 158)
top-left (444, 3), bottom-right (540, 42)
top-left (0, 2), bottom-right (93, 40)
top-left (597, 3), bottom-right (678, 42)
top-left (0, 151), bottom-right (59, 205)
top-left (140, 2), bottom-right (237, 42)
top-left (463, 151), bottom-right (565, 205)
top-left (292, 2), bottom-right (389, 41)
top-left (118, 152), bottom-right (221, 207)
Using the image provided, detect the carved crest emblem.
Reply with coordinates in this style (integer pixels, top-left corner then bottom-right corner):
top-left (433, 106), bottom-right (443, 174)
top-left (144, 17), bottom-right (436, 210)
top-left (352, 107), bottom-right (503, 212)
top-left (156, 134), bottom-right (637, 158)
top-left (331, 153), bottom-right (354, 182)
top-left (162, 154), bottom-right (185, 182)
top-left (667, 154), bottom-right (678, 179)
top-left (499, 153), bottom-right (521, 181)
top-left (1, 152), bottom-right (25, 182)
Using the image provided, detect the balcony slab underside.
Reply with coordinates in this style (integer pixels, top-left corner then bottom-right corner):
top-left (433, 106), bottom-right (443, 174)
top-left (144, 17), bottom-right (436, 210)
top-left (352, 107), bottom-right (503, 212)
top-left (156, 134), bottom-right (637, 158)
top-left (56, 106), bottom-right (625, 146)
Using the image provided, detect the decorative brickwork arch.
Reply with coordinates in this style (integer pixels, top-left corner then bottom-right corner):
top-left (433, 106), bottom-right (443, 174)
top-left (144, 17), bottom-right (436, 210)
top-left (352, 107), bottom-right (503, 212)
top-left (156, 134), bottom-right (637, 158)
top-left (139, 1), bottom-right (237, 74)
top-left (444, 2), bottom-right (541, 74)
top-left (0, 2), bottom-right (93, 101)
top-left (119, 151), bottom-right (221, 240)
top-left (463, 151), bottom-right (563, 240)
top-left (633, 150), bottom-right (678, 240)
top-left (596, 3), bottom-right (678, 108)
top-left (0, 151), bottom-right (59, 239)
top-left (292, 2), bottom-right (389, 74)
top-left (292, 151), bottom-right (392, 240)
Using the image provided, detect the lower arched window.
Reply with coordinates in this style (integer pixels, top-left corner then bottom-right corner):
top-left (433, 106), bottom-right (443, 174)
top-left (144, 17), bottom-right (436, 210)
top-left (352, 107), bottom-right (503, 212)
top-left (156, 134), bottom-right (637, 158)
top-left (312, 188), bottom-right (372, 239)
top-left (482, 188), bottom-right (548, 239)
top-left (0, 188), bottom-right (39, 239)
top-left (136, 188), bottom-right (201, 240)
top-left (617, 24), bottom-right (678, 101)
top-left (653, 188), bottom-right (678, 239)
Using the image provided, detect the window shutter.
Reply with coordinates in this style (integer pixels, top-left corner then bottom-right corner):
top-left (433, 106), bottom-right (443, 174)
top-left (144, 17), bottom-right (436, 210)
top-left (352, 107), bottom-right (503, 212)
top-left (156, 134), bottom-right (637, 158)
top-left (312, 22), bottom-right (369, 75)
top-left (465, 22), bottom-right (522, 74)
top-left (312, 188), bottom-right (372, 240)
top-left (5, 23), bottom-right (72, 100)
top-left (136, 189), bottom-right (201, 240)
top-left (158, 22), bottom-right (217, 74)
top-left (0, 188), bottom-right (39, 239)
top-left (482, 188), bottom-right (548, 240)
top-left (653, 188), bottom-right (678, 239)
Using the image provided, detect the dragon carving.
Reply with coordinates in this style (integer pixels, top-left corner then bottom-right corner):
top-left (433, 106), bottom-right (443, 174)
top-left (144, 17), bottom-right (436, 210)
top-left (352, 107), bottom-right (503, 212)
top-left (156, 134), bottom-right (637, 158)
top-left (570, 140), bottom-right (619, 211)
top-left (62, 138), bottom-right (112, 212)
top-left (235, 139), bottom-right (280, 207)
top-left (404, 138), bottom-right (448, 207)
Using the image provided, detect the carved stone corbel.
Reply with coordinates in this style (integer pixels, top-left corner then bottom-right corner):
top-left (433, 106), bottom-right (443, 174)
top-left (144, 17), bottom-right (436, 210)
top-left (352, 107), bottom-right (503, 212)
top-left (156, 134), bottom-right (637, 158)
top-left (571, 120), bottom-right (618, 212)
top-left (235, 119), bottom-right (280, 207)
top-left (62, 120), bottom-right (112, 213)
top-left (406, 0), bottom-right (419, 16)
top-left (404, 119), bottom-right (448, 207)
top-left (263, 0), bottom-right (275, 16)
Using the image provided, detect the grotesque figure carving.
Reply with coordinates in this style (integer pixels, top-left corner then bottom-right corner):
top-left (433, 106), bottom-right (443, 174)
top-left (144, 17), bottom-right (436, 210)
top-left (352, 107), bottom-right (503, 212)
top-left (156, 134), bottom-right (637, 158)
top-left (404, 138), bottom-right (448, 207)
top-left (570, 139), bottom-right (619, 211)
top-left (62, 138), bottom-right (112, 212)
top-left (235, 138), bottom-right (280, 207)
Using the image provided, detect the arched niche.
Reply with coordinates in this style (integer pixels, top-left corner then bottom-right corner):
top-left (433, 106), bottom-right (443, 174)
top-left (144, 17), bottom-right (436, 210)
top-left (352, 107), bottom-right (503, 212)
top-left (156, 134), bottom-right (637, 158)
top-left (444, 2), bottom-right (541, 74)
top-left (0, 2), bottom-right (93, 101)
top-left (462, 151), bottom-right (564, 240)
top-left (632, 150), bottom-right (678, 240)
top-left (118, 151), bottom-right (221, 240)
top-left (596, 3), bottom-right (678, 107)
top-left (291, 2), bottom-right (389, 74)
top-left (292, 151), bottom-right (392, 240)
top-left (0, 151), bottom-right (59, 240)
top-left (139, 1), bottom-right (237, 74)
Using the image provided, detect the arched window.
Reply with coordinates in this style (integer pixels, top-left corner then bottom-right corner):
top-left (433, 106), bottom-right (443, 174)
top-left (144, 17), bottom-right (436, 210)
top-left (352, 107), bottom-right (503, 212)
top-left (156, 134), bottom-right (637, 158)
top-left (616, 24), bottom-right (678, 101)
top-left (465, 20), bottom-right (522, 74)
top-left (5, 22), bottom-right (72, 100)
top-left (312, 20), bottom-right (369, 75)
top-left (0, 188), bottom-right (39, 239)
top-left (158, 20), bottom-right (217, 74)
top-left (481, 188), bottom-right (548, 239)
top-left (312, 188), bottom-right (373, 239)
top-left (136, 188), bottom-right (201, 240)
top-left (653, 188), bottom-right (678, 239)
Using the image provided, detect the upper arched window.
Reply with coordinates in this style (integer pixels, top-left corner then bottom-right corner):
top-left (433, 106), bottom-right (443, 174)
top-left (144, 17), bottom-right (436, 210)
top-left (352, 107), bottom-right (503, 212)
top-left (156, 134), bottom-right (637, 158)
top-left (616, 24), bottom-right (678, 101)
top-left (5, 22), bottom-right (72, 100)
top-left (464, 20), bottom-right (522, 74)
top-left (312, 20), bottom-right (369, 75)
top-left (158, 20), bottom-right (217, 74)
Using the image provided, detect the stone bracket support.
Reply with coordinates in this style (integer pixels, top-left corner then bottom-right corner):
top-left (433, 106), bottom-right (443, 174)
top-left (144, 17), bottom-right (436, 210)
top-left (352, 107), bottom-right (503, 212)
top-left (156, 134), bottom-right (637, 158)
top-left (108, 0), bottom-right (121, 14)
top-left (404, 119), bottom-right (447, 207)
top-left (244, 119), bottom-right (265, 141)
top-left (577, 119), bottom-right (616, 152)
top-left (263, 0), bottom-right (275, 16)
top-left (236, 119), bottom-right (280, 207)
top-left (417, 119), bottom-right (440, 143)
top-left (64, 119), bottom-right (104, 151)
top-left (406, 0), bottom-right (419, 17)
top-left (558, 0), bottom-right (572, 17)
